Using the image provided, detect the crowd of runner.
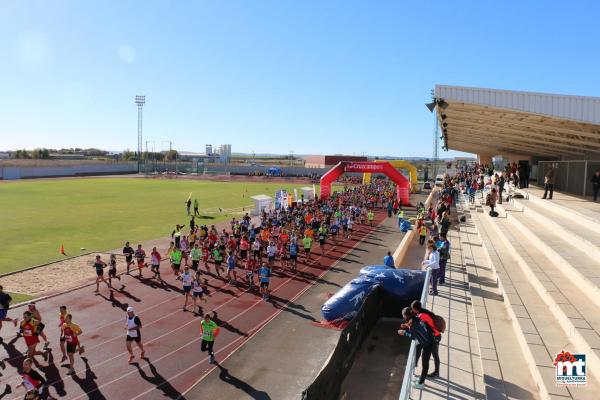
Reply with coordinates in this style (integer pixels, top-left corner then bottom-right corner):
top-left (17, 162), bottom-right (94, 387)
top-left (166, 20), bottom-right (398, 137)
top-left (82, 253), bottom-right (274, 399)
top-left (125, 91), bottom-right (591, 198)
top-left (0, 178), bottom-right (408, 399)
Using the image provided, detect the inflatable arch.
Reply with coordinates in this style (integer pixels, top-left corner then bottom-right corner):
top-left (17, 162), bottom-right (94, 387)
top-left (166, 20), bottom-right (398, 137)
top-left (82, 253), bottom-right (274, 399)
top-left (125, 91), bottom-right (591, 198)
top-left (320, 161), bottom-right (410, 205)
top-left (363, 160), bottom-right (418, 193)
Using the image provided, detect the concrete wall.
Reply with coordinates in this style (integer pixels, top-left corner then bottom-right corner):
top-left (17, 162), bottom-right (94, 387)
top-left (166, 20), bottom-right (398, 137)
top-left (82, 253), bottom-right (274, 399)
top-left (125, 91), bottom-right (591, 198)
top-left (0, 163), bottom-right (137, 180)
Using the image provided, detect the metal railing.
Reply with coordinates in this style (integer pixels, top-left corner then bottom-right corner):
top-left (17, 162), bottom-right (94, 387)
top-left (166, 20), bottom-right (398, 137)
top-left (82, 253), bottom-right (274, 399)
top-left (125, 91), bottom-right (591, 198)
top-left (398, 267), bottom-right (432, 400)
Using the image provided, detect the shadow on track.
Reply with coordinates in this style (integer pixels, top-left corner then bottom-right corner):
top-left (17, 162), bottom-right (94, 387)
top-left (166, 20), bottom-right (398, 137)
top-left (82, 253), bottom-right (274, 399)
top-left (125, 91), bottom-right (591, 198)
top-left (217, 364), bottom-right (271, 400)
top-left (133, 358), bottom-right (185, 400)
top-left (71, 357), bottom-right (107, 400)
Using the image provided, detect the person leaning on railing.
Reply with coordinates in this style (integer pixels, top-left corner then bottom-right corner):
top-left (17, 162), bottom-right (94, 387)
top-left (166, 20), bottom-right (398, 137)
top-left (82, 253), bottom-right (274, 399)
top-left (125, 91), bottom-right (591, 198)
top-left (397, 307), bottom-right (437, 389)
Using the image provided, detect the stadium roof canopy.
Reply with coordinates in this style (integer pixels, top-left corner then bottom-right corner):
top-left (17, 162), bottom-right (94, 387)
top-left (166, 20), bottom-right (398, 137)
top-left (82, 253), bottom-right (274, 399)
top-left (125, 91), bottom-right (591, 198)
top-left (432, 85), bottom-right (600, 158)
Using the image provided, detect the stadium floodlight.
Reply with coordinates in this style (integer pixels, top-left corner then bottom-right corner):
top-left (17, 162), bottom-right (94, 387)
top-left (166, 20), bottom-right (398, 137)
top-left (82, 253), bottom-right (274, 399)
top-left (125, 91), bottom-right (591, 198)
top-left (135, 95), bottom-right (146, 172)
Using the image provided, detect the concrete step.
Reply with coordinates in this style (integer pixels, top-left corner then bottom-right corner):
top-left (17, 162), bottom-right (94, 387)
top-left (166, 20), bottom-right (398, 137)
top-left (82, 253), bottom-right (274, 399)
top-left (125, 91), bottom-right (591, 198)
top-left (520, 189), bottom-right (600, 236)
top-left (511, 197), bottom-right (600, 263)
top-left (471, 207), bottom-right (600, 399)
top-left (497, 202), bottom-right (600, 310)
top-left (457, 201), bottom-right (539, 400)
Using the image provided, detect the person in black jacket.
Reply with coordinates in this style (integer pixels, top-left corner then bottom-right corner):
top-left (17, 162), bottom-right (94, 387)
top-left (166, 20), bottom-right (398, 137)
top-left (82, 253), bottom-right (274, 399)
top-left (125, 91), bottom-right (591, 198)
top-left (592, 170), bottom-right (600, 202)
top-left (398, 307), bottom-right (435, 389)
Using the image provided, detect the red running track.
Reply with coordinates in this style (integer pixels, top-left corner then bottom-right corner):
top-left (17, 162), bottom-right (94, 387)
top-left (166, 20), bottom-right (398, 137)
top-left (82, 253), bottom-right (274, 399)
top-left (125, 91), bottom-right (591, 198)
top-left (0, 212), bottom-right (386, 400)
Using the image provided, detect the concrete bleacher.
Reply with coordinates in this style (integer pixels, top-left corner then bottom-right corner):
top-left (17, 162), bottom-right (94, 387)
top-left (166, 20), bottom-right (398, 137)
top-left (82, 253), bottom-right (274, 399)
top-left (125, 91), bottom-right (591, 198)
top-left (470, 187), bottom-right (600, 399)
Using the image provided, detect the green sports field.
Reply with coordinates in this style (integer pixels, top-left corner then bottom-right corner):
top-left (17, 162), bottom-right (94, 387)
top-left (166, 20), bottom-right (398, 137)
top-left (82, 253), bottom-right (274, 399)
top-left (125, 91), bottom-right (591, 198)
top-left (0, 177), bottom-right (312, 274)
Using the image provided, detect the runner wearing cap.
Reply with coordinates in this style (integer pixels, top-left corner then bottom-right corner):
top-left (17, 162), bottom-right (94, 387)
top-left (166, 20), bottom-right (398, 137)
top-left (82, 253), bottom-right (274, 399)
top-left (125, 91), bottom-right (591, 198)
top-left (125, 307), bottom-right (145, 364)
top-left (200, 314), bottom-right (219, 364)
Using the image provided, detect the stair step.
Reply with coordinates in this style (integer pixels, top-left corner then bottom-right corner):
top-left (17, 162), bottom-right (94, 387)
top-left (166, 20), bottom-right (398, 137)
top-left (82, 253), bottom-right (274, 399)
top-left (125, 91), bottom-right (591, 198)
top-left (471, 209), bottom-right (600, 399)
top-left (511, 197), bottom-right (600, 262)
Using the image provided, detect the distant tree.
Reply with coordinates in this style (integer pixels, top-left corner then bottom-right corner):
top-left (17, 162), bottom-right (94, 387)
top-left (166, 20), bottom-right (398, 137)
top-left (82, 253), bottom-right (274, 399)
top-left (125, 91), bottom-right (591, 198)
top-left (41, 148), bottom-right (50, 159)
top-left (31, 149), bottom-right (42, 159)
top-left (17, 149), bottom-right (31, 159)
top-left (122, 150), bottom-right (136, 161)
top-left (165, 150), bottom-right (178, 161)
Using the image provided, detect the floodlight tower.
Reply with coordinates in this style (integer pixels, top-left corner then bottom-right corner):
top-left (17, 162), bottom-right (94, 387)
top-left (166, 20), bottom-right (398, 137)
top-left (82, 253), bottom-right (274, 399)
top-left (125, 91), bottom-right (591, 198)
top-left (135, 95), bottom-right (146, 161)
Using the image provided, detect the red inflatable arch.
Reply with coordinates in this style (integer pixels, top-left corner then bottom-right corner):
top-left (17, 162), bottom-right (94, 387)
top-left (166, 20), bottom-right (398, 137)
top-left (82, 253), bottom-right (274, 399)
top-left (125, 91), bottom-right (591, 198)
top-left (320, 161), bottom-right (411, 205)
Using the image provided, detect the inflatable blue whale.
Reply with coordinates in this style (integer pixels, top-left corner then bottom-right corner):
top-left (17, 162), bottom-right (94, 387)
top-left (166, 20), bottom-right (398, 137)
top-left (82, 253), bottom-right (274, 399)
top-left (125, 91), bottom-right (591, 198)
top-left (321, 266), bottom-right (426, 321)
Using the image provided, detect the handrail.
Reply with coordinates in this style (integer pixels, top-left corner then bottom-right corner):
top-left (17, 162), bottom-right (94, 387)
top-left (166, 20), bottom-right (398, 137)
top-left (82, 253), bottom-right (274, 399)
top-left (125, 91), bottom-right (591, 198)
top-left (398, 267), bottom-right (432, 400)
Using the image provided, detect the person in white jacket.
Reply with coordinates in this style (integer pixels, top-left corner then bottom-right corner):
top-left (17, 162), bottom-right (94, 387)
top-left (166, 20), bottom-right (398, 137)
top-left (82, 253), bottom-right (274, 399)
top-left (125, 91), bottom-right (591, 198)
top-left (422, 243), bottom-right (440, 295)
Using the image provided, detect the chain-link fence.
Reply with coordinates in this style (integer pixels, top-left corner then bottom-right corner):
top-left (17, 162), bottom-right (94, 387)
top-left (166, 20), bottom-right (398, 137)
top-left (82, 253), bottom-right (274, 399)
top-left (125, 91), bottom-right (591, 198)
top-left (537, 160), bottom-right (600, 197)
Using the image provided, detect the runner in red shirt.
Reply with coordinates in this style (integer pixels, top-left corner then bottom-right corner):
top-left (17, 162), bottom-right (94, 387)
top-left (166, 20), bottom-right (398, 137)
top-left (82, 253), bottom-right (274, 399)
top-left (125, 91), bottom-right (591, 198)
top-left (61, 314), bottom-right (84, 375)
top-left (58, 306), bottom-right (68, 363)
top-left (20, 311), bottom-right (48, 361)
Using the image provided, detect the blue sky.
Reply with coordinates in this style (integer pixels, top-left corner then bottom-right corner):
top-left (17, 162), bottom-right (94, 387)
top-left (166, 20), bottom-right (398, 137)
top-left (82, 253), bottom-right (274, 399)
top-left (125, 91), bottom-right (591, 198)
top-left (2, 1), bottom-right (600, 157)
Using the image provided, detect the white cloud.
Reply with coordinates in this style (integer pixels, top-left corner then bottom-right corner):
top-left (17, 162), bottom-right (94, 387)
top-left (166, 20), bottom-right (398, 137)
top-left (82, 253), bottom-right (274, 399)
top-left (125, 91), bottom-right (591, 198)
top-left (118, 45), bottom-right (136, 64)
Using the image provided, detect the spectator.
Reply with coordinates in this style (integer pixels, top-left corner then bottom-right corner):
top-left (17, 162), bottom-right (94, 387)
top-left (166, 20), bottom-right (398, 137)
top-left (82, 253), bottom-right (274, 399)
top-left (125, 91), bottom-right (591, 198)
top-left (422, 243), bottom-right (440, 296)
top-left (486, 188), bottom-right (498, 215)
top-left (383, 251), bottom-right (395, 268)
top-left (497, 174), bottom-right (505, 204)
top-left (591, 169), bottom-right (600, 202)
top-left (397, 307), bottom-right (435, 389)
top-left (542, 165), bottom-right (555, 200)
top-left (411, 300), bottom-right (441, 379)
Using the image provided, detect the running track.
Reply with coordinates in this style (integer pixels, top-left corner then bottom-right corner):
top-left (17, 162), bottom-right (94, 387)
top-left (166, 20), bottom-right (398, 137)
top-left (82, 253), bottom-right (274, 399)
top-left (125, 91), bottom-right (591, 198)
top-left (0, 212), bottom-right (386, 399)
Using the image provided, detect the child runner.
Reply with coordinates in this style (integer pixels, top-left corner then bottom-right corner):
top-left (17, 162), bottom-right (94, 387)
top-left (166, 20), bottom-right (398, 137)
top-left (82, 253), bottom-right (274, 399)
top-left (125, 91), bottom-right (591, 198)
top-left (259, 263), bottom-right (271, 301)
top-left (226, 252), bottom-right (237, 284)
top-left (122, 242), bottom-right (135, 274)
top-left (192, 273), bottom-right (207, 315)
top-left (20, 311), bottom-right (48, 361)
top-left (108, 254), bottom-right (121, 287)
top-left (27, 303), bottom-right (50, 350)
top-left (0, 285), bottom-right (18, 336)
top-left (92, 255), bottom-right (109, 293)
top-left (58, 306), bottom-right (68, 363)
top-left (181, 266), bottom-right (194, 311)
top-left (150, 247), bottom-right (162, 281)
top-left (200, 314), bottom-right (219, 364)
top-left (134, 245), bottom-right (146, 278)
top-left (125, 307), bottom-right (145, 364)
top-left (61, 313), bottom-right (84, 375)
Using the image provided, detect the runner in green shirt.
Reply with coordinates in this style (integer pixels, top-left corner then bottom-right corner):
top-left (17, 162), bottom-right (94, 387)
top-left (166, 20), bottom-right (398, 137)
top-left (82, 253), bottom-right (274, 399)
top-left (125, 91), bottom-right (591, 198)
top-left (171, 248), bottom-right (183, 280)
top-left (200, 314), bottom-right (219, 364)
top-left (190, 244), bottom-right (202, 273)
top-left (213, 248), bottom-right (224, 277)
top-left (302, 235), bottom-right (313, 262)
top-left (367, 210), bottom-right (375, 227)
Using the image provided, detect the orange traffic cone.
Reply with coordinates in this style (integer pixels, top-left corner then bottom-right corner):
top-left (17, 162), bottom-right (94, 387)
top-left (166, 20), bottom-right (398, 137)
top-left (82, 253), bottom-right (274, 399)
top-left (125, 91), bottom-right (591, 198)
top-left (60, 244), bottom-right (66, 256)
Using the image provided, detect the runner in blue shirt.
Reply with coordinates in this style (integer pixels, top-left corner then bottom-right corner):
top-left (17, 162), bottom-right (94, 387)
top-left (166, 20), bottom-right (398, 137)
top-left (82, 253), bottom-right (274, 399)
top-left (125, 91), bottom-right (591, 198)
top-left (259, 263), bottom-right (271, 300)
top-left (289, 240), bottom-right (298, 272)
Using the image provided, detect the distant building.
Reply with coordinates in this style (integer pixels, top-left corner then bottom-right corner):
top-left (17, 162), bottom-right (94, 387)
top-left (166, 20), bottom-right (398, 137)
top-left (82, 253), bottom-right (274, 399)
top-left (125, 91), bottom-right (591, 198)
top-left (303, 155), bottom-right (368, 168)
top-left (0, 152), bottom-right (9, 159)
top-left (205, 144), bottom-right (213, 155)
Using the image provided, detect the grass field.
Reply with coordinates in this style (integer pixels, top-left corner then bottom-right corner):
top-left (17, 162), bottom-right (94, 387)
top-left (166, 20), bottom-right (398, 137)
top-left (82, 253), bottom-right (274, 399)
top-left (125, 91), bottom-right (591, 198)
top-left (0, 177), bottom-right (312, 274)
